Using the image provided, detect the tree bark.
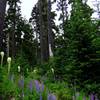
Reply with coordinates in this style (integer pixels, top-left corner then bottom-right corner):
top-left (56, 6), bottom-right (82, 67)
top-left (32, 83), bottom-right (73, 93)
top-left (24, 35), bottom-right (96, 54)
top-left (7, 33), bottom-right (10, 57)
top-left (39, 0), bottom-right (49, 63)
top-left (0, 0), bottom-right (7, 50)
top-left (47, 0), bottom-right (54, 57)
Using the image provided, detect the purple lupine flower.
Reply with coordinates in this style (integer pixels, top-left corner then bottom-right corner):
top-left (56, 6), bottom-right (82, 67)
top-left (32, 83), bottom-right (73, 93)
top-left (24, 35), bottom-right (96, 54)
top-left (40, 94), bottom-right (42, 100)
top-left (40, 83), bottom-right (44, 92)
top-left (47, 94), bottom-right (57, 100)
top-left (90, 93), bottom-right (95, 100)
top-left (28, 80), bottom-right (33, 92)
top-left (34, 80), bottom-right (44, 93)
top-left (34, 80), bottom-right (40, 93)
top-left (18, 77), bottom-right (24, 88)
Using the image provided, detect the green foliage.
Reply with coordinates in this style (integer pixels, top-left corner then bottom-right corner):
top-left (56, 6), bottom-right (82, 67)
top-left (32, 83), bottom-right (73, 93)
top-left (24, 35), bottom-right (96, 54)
top-left (0, 51), bottom-right (33, 77)
top-left (76, 92), bottom-right (89, 100)
top-left (45, 82), bottom-right (72, 100)
top-left (1, 0), bottom-right (100, 98)
top-left (53, 0), bottom-right (100, 95)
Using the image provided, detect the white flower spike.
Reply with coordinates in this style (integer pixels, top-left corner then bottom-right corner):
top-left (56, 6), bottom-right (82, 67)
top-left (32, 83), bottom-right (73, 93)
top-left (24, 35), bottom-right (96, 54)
top-left (51, 68), bottom-right (54, 73)
top-left (0, 51), bottom-right (4, 68)
top-left (7, 57), bottom-right (11, 63)
top-left (0, 51), bottom-right (4, 57)
top-left (33, 69), bottom-right (37, 73)
top-left (18, 66), bottom-right (21, 72)
top-left (7, 57), bottom-right (11, 74)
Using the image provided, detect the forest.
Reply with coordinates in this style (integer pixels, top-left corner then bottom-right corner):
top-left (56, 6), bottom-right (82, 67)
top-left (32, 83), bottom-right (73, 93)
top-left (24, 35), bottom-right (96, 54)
top-left (0, 0), bottom-right (100, 100)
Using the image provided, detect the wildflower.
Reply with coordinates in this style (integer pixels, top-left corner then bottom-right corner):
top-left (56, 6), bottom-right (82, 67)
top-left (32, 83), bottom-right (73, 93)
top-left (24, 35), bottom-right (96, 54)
top-left (51, 68), bottom-right (54, 73)
top-left (0, 51), bottom-right (4, 58)
top-left (0, 51), bottom-right (4, 67)
top-left (7, 57), bottom-right (11, 74)
top-left (47, 94), bottom-right (57, 100)
top-left (33, 69), bottom-right (37, 73)
top-left (34, 80), bottom-right (40, 93)
top-left (18, 66), bottom-right (21, 72)
top-left (18, 76), bottom-right (24, 88)
top-left (34, 80), bottom-right (44, 93)
top-left (40, 94), bottom-right (42, 100)
top-left (28, 80), bottom-right (33, 92)
top-left (40, 83), bottom-right (44, 92)
top-left (7, 57), bottom-right (11, 63)
top-left (90, 93), bottom-right (95, 100)
top-left (41, 84), bottom-right (44, 92)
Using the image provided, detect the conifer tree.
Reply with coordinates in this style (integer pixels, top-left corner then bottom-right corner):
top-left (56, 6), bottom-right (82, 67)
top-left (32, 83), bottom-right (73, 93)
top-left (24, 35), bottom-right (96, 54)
top-left (57, 0), bottom-right (68, 33)
top-left (30, 0), bottom-right (58, 63)
top-left (4, 0), bottom-right (35, 65)
top-left (65, 0), bottom-right (100, 88)
top-left (5, 0), bottom-right (22, 57)
top-left (0, 0), bottom-right (7, 50)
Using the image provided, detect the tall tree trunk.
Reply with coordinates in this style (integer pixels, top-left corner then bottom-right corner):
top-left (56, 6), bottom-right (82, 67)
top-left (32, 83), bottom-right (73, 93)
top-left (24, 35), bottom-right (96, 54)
top-left (0, 0), bottom-right (7, 50)
top-left (12, 1), bottom-right (16, 58)
top-left (11, 24), bottom-right (16, 58)
top-left (47, 0), bottom-right (54, 57)
top-left (7, 33), bottom-right (10, 57)
top-left (39, 0), bottom-right (49, 63)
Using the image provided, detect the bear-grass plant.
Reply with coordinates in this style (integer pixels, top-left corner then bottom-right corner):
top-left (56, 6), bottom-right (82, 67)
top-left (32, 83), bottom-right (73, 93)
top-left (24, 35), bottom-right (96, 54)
top-left (0, 52), bottom-right (53, 100)
top-left (0, 51), bottom-right (4, 68)
top-left (0, 52), bottom-right (18, 99)
top-left (0, 51), bottom-right (93, 100)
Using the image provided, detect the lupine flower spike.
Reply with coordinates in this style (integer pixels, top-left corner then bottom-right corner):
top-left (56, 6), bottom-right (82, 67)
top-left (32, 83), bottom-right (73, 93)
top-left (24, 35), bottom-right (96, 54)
top-left (7, 57), bottom-right (11, 74)
top-left (40, 94), bottom-right (42, 100)
top-left (90, 93), bottom-right (95, 100)
top-left (34, 80), bottom-right (40, 93)
top-left (28, 80), bottom-right (33, 93)
top-left (47, 94), bottom-right (57, 100)
top-left (0, 51), bottom-right (4, 68)
top-left (41, 84), bottom-right (44, 92)
top-left (18, 76), bottom-right (24, 89)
